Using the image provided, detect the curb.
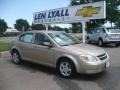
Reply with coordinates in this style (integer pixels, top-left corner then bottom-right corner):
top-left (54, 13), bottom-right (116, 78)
top-left (0, 51), bottom-right (11, 58)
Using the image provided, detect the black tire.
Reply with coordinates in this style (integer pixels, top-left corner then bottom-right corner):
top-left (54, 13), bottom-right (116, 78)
top-left (115, 43), bottom-right (120, 47)
top-left (87, 37), bottom-right (91, 44)
top-left (12, 50), bottom-right (22, 65)
top-left (98, 39), bottom-right (103, 47)
top-left (57, 59), bottom-right (76, 78)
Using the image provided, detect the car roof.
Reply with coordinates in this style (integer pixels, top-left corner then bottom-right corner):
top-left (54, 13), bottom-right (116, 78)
top-left (25, 30), bottom-right (64, 34)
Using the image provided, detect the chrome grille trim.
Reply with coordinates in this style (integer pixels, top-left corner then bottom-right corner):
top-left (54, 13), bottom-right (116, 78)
top-left (97, 53), bottom-right (107, 60)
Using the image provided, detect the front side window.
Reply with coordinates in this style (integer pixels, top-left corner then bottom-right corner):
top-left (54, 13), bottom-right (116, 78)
top-left (48, 32), bottom-right (80, 46)
top-left (34, 33), bottom-right (50, 45)
top-left (19, 33), bottom-right (33, 43)
top-left (101, 28), bottom-right (106, 33)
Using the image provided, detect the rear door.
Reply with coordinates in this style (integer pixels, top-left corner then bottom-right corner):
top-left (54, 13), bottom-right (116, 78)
top-left (95, 28), bottom-right (106, 42)
top-left (18, 33), bottom-right (35, 61)
top-left (90, 29), bottom-right (96, 42)
top-left (94, 28), bottom-right (100, 41)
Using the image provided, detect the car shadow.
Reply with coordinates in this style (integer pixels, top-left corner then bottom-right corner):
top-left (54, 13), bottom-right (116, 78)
top-left (6, 58), bottom-right (120, 90)
top-left (9, 59), bottom-right (120, 90)
top-left (15, 60), bottom-right (106, 81)
top-left (73, 66), bottom-right (120, 90)
top-left (16, 60), bottom-right (57, 76)
top-left (11, 59), bottom-right (105, 81)
top-left (74, 71), bottom-right (106, 81)
top-left (102, 44), bottom-right (119, 48)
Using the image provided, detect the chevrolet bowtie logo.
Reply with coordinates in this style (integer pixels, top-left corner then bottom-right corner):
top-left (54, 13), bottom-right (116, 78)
top-left (75, 6), bottom-right (101, 17)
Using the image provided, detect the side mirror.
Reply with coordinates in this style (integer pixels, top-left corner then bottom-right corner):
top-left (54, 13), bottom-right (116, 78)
top-left (43, 42), bottom-right (53, 48)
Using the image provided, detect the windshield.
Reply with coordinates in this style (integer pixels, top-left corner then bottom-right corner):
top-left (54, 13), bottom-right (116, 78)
top-left (48, 32), bottom-right (81, 46)
top-left (106, 29), bottom-right (120, 33)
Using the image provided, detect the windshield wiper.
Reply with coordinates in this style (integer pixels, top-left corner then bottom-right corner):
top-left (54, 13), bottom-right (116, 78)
top-left (62, 44), bottom-right (70, 46)
top-left (71, 42), bottom-right (80, 45)
top-left (62, 42), bottom-right (80, 46)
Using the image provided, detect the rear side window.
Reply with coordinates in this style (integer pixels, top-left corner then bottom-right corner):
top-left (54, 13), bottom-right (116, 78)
top-left (95, 29), bottom-right (100, 33)
top-left (19, 33), bottom-right (33, 43)
top-left (91, 29), bottom-right (96, 34)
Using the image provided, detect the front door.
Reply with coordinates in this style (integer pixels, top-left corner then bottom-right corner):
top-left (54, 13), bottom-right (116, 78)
top-left (32, 33), bottom-right (55, 65)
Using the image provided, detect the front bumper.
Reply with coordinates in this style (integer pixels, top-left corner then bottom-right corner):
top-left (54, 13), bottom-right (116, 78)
top-left (85, 61), bottom-right (110, 74)
top-left (104, 41), bottom-right (120, 44)
top-left (104, 38), bottom-right (120, 44)
top-left (77, 58), bottom-right (110, 74)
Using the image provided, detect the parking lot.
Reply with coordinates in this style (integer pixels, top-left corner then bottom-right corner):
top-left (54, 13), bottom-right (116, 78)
top-left (0, 45), bottom-right (120, 90)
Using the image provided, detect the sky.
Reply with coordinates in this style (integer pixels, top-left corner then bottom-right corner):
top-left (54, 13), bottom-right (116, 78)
top-left (0, 0), bottom-right (71, 28)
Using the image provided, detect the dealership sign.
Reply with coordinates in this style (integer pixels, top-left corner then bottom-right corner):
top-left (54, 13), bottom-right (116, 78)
top-left (33, 1), bottom-right (106, 24)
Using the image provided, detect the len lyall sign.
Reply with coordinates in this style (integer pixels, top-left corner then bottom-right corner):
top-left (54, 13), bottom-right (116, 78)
top-left (33, 1), bottom-right (106, 24)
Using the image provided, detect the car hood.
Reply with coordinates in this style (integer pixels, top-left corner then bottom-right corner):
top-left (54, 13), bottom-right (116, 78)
top-left (63, 43), bottom-right (106, 56)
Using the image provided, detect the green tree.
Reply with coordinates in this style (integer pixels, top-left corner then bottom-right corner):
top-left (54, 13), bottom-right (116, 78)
top-left (31, 23), bottom-right (45, 30)
top-left (48, 25), bottom-right (53, 30)
top-left (106, 0), bottom-right (120, 27)
top-left (63, 28), bottom-right (70, 33)
top-left (51, 26), bottom-right (63, 31)
top-left (71, 23), bottom-right (82, 33)
top-left (14, 19), bottom-right (30, 31)
top-left (0, 19), bottom-right (8, 35)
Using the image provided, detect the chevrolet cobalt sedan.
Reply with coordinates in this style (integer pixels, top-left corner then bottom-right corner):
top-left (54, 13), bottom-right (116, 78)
top-left (10, 31), bottom-right (110, 78)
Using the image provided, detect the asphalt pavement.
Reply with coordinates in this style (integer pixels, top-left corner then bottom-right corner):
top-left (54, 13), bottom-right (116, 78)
top-left (0, 45), bottom-right (120, 90)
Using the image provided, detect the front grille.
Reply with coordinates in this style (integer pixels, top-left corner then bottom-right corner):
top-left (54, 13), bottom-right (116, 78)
top-left (97, 53), bottom-right (107, 60)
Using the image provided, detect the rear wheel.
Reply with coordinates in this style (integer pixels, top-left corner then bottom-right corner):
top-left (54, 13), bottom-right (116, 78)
top-left (87, 37), bottom-right (91, 44)
top-left (115, 43), bottom-right (120, 47)
top-left (57, 59), bottom-right (76, 78)
top-left (12, 50), bottom-right (22, 65)
top-left (98, 39), bottom-right (103, 47)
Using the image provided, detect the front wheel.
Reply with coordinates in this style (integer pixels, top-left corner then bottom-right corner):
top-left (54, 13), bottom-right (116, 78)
top-left (57, 59), bottom-right (76, 78)
top-left (98, 39), bottom-right (103, 47)
top-left (12, 51), bottom-right (22, 65)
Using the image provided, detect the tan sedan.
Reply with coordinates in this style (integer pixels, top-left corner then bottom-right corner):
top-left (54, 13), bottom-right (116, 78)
top-left (10, 31), bottom-right (110, 78)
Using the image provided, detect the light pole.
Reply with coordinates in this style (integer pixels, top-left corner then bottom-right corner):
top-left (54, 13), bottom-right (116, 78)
top-left (22, 26), bottom-right (25, 32)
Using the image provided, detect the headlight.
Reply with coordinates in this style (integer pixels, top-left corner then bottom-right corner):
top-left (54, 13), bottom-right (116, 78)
top-left (80, 55), bottom-right (97, 62)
